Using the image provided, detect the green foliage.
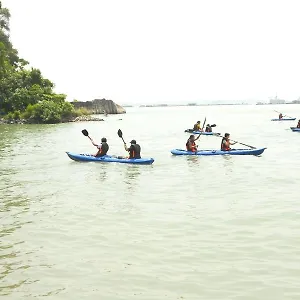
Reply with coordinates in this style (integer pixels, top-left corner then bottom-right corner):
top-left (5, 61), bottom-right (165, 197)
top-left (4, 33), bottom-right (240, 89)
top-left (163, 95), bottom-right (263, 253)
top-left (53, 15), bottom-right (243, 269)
top-left (74, 107), bottom-right (90, 116)
top-left (0, 1), bottom-right (74, 124)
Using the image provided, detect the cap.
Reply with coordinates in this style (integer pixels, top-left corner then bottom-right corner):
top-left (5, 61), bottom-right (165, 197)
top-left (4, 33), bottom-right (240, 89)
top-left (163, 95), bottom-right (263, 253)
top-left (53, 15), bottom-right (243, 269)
top-left (101, 137), bottom-right (107, 142)
top-left (130, 140), bottom-right (136, 144)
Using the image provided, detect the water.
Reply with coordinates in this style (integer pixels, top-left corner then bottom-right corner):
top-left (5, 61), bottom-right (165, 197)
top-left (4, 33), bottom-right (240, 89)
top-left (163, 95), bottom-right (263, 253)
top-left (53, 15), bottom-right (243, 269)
top-left (1, 104), bottom-right (300, 299)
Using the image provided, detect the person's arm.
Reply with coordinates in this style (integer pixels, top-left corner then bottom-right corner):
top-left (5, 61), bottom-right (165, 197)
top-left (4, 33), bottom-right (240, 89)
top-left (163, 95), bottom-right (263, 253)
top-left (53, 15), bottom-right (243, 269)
top-left (124, 143), bottom-right (129, 151)
top-left (88, 137), bottom-right (98, 147)
top-left (195, 135), bottom-right (200, 141)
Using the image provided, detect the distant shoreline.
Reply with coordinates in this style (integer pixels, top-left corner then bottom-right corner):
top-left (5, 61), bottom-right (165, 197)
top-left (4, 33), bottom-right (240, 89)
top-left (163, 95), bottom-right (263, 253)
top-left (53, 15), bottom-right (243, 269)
top-left (122, 102), bottom-right (300, 108)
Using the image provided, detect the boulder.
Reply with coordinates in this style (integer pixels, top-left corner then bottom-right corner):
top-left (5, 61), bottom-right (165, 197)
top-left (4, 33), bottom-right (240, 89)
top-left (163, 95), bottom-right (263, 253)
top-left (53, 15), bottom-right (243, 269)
top-left (72, 98), bottom-right (126, 114)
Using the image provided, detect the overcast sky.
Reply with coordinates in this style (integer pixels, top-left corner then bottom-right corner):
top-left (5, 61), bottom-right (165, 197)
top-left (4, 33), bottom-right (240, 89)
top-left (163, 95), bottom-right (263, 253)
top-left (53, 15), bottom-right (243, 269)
top-left (2, 0), bottom-right (300, 104)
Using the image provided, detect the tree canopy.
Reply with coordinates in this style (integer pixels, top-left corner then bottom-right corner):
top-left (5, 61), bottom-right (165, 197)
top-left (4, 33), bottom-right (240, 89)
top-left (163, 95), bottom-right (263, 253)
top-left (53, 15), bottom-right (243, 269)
top-left (0, 1), bottom-right (79, 123)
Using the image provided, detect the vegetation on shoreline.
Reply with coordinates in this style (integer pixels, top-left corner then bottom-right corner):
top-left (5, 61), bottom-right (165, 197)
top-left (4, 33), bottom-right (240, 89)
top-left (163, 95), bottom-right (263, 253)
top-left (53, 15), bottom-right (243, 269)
top-left (0, 1), bottom-right (87, 123)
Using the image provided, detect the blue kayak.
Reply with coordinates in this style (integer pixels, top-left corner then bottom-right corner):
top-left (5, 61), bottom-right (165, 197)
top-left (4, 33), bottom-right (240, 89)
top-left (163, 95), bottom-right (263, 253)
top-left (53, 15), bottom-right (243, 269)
top-left (290, 127), bottom-right (300, 132)
top-left (171, 148), bottom-right (266, 156)
top-left (66, 152), bottom-right (154, 165)
top-left (271, 118), bottom-right (296, 121)
top-left (184, 130), bottom-right (220, 135)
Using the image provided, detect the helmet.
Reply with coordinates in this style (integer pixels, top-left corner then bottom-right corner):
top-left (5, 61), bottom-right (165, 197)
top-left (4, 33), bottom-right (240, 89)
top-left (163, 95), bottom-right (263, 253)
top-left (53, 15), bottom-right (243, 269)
top-left (101, 137), bottom-right (107, 142)
top-left (130, 140), bottom-right (136, 144)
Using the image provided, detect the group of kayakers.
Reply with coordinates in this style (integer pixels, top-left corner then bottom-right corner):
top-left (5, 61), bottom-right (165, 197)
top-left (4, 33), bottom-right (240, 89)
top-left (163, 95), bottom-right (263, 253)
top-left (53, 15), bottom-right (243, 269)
top-left (186, 132), bottom-right (236, 152)
top-left (89, 136), bottom-right (141, 159)
top-left (192, 120), bottom-right (213, 133)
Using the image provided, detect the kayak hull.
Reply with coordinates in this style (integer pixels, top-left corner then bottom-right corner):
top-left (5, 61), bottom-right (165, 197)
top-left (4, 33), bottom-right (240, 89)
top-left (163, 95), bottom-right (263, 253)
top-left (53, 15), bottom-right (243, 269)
top-left (290, 127), bottom-right (300, 132)
top-left (271, 118), bottom-right (296, 121)
top-left (184, 129), bottom-right (220, 135)
top-left (171, 148), bottom-right (266, 156)
top-left (66, 152), bottom-right (154, 165)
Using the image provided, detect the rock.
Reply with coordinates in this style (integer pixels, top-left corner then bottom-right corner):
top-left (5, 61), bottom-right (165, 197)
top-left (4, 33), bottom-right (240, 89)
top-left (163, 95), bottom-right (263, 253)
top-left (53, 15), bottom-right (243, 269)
top-left (70, 115), bottom-right (104, 122)
top-left (71, 98), bottom-right (126, 114)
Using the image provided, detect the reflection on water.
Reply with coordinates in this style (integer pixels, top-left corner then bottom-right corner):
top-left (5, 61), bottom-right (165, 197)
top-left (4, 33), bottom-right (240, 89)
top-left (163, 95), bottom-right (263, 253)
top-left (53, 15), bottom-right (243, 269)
top-left (123, 165), bottom-right (141, 189)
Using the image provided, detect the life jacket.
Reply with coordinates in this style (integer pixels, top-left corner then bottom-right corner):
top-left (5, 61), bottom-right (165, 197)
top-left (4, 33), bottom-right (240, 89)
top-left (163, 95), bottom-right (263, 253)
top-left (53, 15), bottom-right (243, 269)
top-left (129, 144), bottom-right (141, 159)
top-left (297, 122), bottom-right (300, 128)
top-left (186, 139), bottom-right (197, 152)
top-left (279, 114), bottom-right (283, 119)
top-left (193, 123), bottom-right (200, 131)
top-left (95, 142), bottom-right (109, 157)
top-left (221, 138), bottom-right (230, 151)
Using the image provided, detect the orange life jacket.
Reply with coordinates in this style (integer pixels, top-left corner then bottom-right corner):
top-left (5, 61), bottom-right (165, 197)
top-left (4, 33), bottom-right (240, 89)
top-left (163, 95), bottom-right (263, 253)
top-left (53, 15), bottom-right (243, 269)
top-left (186, 140), bottom-right (197, 152)
top-left (221, 138), bottom-right (230, 151)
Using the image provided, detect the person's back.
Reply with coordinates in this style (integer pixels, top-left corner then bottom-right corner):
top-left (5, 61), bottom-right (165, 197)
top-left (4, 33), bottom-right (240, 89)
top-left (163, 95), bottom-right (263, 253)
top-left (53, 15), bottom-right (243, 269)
top-left (128, 140), bottom-right (141, 159)
top-left (297, 120), bottom-right (300, 128)
top-left (95, 139), bottom-right (109, 157)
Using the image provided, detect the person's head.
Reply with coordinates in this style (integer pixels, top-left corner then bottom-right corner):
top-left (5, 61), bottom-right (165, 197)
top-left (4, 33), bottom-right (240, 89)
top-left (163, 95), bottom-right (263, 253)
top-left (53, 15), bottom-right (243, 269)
top-left (189, 135), bottom-right (195, 141)
top-left (197, 121), bottom-right (200, 124)
top-left (298, 119), bottom-right (300, 123)
top-left (130, 140), bottom-right (136, 144)
top-left (207, 124), bottom-right (210, 127)
top-left (224, 133), bottom-right (230, 139)
top-left (101, 137), bottom-right (107, 143)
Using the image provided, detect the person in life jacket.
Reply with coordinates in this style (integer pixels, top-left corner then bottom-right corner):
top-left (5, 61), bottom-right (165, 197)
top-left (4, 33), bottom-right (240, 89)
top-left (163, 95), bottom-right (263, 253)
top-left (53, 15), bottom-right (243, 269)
top-left (124, 140), bottom-right (141, 159)
top-left (297, 119), bottom-right (300, 128)
top-left (205, 124), bottom-right (212, 132)
top-left (221, 133), bottom-right (237, 151)
top-left (90, 137), bottom-right (109, 157)
top-left (186, 134), bottom-right (200, 152)
top-left (279, 113), bottom-right (283, 119)
top-left (193, 121), bottom-right (201, 131)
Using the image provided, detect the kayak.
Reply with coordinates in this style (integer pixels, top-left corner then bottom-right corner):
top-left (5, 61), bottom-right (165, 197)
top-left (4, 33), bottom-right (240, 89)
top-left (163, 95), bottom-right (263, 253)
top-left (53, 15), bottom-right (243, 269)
top-left (66, 152), bottom-right (154, 165)
top-left (271, 118), bottom-right (296, 121)
top-left (290, 127), bottom-right (300, 132)
top-left (184, 129), bottom-right (220, 135)
top-left (170, 148), bottom-right (266, 156)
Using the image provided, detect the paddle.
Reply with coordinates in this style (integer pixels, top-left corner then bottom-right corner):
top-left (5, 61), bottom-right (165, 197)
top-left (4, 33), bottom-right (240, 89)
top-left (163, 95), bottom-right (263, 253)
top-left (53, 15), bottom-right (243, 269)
top-left (274, 110), bottom-right (293, 119)
top-left (195, 117), bottom-right (206, 151)
top-left (81, 129), bottom-right (93, 141)
top-left (117, 129), bottom-right (126, 144)
top-left (216, 134), bottom-right (256, 149)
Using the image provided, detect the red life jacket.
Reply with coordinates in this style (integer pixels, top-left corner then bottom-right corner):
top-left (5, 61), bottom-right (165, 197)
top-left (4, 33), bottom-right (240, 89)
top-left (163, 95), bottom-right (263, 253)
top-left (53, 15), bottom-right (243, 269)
top-left (186, 140), bottom-right (197, 152)
top-left (221, 138), bottom-right (230, 151)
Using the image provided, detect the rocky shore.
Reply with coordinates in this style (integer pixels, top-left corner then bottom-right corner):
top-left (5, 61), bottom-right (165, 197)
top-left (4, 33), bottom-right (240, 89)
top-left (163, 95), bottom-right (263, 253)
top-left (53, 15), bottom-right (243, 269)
top-left (0, 115), bottom-right (104, 125)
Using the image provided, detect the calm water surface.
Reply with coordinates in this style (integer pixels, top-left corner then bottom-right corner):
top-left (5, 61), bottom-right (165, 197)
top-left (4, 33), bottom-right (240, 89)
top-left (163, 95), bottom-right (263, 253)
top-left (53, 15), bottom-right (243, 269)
top-left (1, 104), bottom-right (300, 299)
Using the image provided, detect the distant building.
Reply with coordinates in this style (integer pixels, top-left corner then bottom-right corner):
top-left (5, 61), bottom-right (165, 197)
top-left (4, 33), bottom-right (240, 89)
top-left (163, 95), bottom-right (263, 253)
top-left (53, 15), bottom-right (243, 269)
top-left (269, 95), bottom-right (285, 104)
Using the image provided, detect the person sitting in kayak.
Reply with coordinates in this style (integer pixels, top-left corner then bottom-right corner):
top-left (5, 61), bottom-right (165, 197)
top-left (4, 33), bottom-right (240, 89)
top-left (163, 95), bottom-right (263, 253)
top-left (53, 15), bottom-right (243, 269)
top-left (279, 113), bottom-right (283, 119)
top-left (124, 140), bottom-right (141, 159)
top-left (297, 119), bottom-right (300, 128)
top-left (186, 134), bottom-right (200, 152)
top-left (90, 137), bottom-right (109, 157)
top-left (221, 133), bottom-right (237, 151)
top-left (205, 124), bottom-right (212, 132)
top-left (193, 121), bottom-right (202, 131)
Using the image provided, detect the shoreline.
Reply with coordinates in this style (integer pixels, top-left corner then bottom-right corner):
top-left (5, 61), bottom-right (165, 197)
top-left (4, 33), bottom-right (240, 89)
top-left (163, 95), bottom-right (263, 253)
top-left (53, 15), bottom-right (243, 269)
top-left (0, 115), bottom-right (105, 125)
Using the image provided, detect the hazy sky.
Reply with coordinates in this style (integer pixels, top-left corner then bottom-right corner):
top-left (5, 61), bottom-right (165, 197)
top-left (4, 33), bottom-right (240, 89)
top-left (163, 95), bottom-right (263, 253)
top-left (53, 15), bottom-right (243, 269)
top-left (2, 0), bottom-right (300, 104)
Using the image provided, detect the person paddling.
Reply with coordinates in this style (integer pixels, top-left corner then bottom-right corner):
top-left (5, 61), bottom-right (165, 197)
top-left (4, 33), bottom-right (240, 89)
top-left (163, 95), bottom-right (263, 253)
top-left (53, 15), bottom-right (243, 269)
top-left (186, 134), bottom-right (200, 152)
top-left (297, 119), bottom-right (300, 128)
top-left (90, 137), bottom-right (109, 157)
top-left (124, 140), bottom-right (141, 159)
top-left (221, 133), bottom-right (237, 151)
top-left (205, 124), bottom-right (212, 132)
top-left (279, 113), bottom-right (283, 119)
top-left (193, 121), bottom-right (202, 131)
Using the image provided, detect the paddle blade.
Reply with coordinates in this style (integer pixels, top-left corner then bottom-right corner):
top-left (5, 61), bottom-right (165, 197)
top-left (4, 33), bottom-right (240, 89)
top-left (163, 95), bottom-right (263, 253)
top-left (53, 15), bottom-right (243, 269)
top-left (211, 124), bottom-right (216, 127)
top-left (82, 129), bottom-right (89, 136)
top-left (117, 129), bottom-right (123, 138)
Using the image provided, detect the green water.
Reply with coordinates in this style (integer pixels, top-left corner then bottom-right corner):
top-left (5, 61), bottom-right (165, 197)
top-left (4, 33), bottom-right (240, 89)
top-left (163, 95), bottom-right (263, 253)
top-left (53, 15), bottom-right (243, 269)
top-left (1, 105), bottom-right (300, 299)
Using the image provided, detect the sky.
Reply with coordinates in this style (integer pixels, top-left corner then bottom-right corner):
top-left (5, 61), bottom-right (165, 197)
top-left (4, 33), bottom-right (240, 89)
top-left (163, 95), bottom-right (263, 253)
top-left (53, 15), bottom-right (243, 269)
top-left (2, 0), bottom-right (300, 104)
